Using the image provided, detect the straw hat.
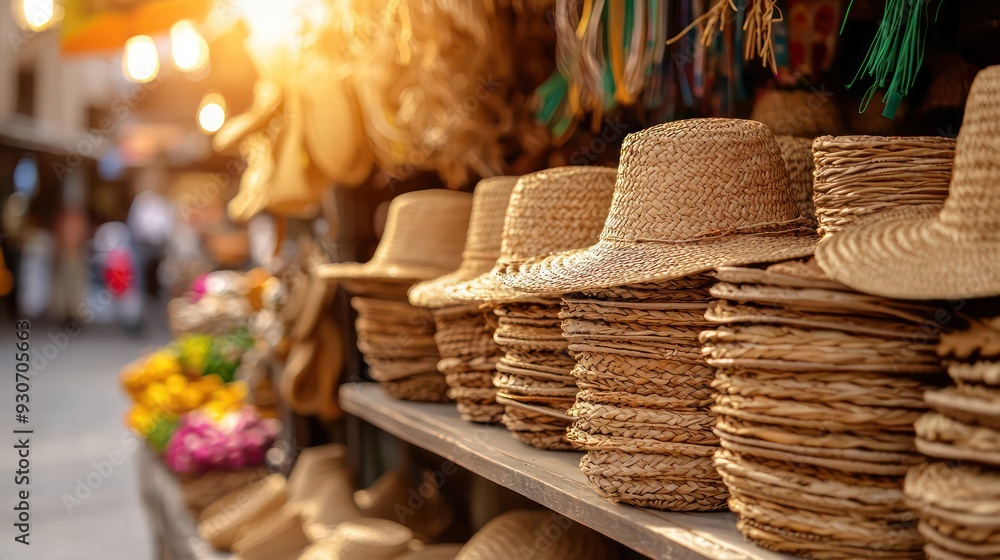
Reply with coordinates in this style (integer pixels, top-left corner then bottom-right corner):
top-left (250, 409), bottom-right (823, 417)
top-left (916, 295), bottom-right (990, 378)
top-left (299, 518), bottom-right (414, 560)
top-left (319, 190), bottom-right (472, 282)
top-left (454, 510), bottom-right (616, 560)
top-left (751, 89), bottom-right (844, 137)
top-left (232, 507), bottom-right (310, 560)
top-left (816, 65), bottom-right (1000, 300)
top-left (500, 119), bottom-right (818, 294)
top-left (409, 177), bottom-right (518, 309)
top-left (448, 166), bottom-right (617, 303)
top-left (811, 135), bottom-right (955, 239)
top-left (198, 474), bottom-right (288, 551)
top-left (287, 444), bottom-right (347, 503)
top-left (773, 136), bottom-right (816, 227)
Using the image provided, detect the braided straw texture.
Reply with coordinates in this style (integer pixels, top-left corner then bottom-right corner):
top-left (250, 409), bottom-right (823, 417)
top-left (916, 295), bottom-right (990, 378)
top-left (559, 277), bottom-right (730, 510)
top-left (320, 190), bottom-right (471, 281)
top-left (925, 385), bottom-right (1000, 430)
top-left (774, 136), bottom-right (817, 226)
top-left (489, 301), bottom-right (577, 448)
top-left (750, 89), bottom-right (844, 138)
top-left (812, 135), bottom-right (955, 238)
top-left (728, 496), bottom-right (923, 559)
top-left (453, 510), bottom-right (616, 560)
top-left (704, 259), bottom-right (955, 557)
top-left (350, 294), bottom-right (448, 402)
top-left (815, 66), bottom-right (1000, 300)
top-left (381, 373), bottom-right (452, 403)
top-left (915, 413), bottom-right (1000, 467)
top-left (408, 177), bottom-right (517, 309)
top-left (499, 119), bottom-right (817, 294)
top-left (430, 307), bottom-right (503, 423)
top-left (448, 166), bottom-right (616, 304)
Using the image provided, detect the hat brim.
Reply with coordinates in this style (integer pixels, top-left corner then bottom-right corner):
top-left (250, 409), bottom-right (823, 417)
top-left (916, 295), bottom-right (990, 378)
top-left (816, 209), bottom-right (1000, 300)
top-left (499, 234), bottom-right (818, 294)
top-left (447, 266), bottom-right (561, 305)
top-left (317, 261), bottom-right (452, 283)
top-left (407, 259), bottom-right (493, 309)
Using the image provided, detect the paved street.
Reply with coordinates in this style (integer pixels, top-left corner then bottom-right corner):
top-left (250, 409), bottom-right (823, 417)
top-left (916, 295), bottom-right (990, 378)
top-left (1, 317), bottom-right (167, 559)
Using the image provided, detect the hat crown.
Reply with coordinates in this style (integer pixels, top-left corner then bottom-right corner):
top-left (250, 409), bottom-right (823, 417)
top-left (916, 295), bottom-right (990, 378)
top-left (371, 190), bottom-right (472, 273)
top-left (938, 65), bottom-right (1000, 234)
top-left (499, 167), bottom-right (617, 264)
top-left (600, 119), bottom-right (802, 243)
top-left (464, 176), bottom-right (518, 260)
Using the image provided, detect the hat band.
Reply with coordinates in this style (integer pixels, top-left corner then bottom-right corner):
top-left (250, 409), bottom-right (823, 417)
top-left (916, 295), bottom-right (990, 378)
top-left (612, 217), bottom-right (814, 245)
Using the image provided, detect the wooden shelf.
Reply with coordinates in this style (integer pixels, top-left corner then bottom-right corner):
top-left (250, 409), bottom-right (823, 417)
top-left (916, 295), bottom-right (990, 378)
top-left (341, 383), bottom-right (795, 560)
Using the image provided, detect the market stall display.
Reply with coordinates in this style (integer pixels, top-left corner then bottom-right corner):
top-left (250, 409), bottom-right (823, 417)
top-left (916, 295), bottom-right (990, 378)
top-left (499, 119), bottom-right (817, 510)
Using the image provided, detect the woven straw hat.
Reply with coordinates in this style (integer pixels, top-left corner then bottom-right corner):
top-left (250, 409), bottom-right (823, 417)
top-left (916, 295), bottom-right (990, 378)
top-left (773, 136), bottom-right (817, 227)
top-left (319, 190), bottom-right (472, 282)
top-left (409, 177), bottom-right (518, 309)
top-left (816, 65), bottom-right (1000, 300)
top-left (500, 119), bottom-right (818, 294)
top-left (448, 166), bottom-right (617, 303)
top-left (811, 134), bottom-right (955, 239)
top-left (454, 510), bottom-right (615, 560)
top-left (751, 89), bottom-right (844, 137)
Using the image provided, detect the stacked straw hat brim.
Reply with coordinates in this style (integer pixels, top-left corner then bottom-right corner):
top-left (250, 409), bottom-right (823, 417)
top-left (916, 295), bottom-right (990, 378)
top-left (906, 317), bottom-right (1000, 560)
top-left (321, 190), bottom-right (473, 402)
top-left (406, 177), bottom-right (518, 423)
top-left (498, 119), bottom-right (821, 511)
top-left (563, 273), bottom-right (730, 511)
top-left (448, 166), bottom-right (617, 304)
top-left (499, 120), bottom-right (818, 294)
top-left (816, 65), bottom-right (1000, 300)
top-left (702, 258), bottom-right (951, 558)
top-left (319, 189), bottom-right (472, 282)
top-left (440, 167), bottom-right (617, 447)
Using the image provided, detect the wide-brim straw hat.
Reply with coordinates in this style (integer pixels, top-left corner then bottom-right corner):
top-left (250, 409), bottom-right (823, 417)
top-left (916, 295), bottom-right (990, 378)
top-left (816, 65), bottom-right (1000, 300)
top-left (454, 510), bottom-right (616, 560)
top-left (499, 120), bottom-right (818, 294)
top-left (409, 177), bottom-right (518, 309)
top-left (319, 190), bottom-right (472, 282)
top-left (447, 166), bottom-right (617, 304)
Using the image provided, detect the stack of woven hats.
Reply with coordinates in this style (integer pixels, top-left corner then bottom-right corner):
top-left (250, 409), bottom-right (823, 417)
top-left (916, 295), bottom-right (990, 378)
top-left (501, 119), bottom-right (817, 509)
top-left (812, 135), bottom-right (955, 238)
top-left (408, 177), bottom-right (517, 423)
top-left (907, 317), bottom-right (1000, 560)
top-left (449, 166), bottom-right (617, 449)
top-left (699, 87), bottom-right (974, 554)
top-left (810, 65), bottom-right (1000, 560)
top-left (319, 190), bottom-right (472, 402)
top-left (701, 258), bottom-right (948, 557)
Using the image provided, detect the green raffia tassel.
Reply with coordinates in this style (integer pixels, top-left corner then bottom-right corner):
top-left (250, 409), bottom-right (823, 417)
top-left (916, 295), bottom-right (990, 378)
top-left (842, 0), bottom-right (945, 120)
